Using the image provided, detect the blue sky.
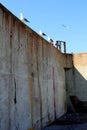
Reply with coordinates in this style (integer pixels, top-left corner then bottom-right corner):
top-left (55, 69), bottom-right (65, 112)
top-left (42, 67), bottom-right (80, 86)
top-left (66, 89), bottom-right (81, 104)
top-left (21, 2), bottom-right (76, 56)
top-left (0, 0), bottom-right (87, 53)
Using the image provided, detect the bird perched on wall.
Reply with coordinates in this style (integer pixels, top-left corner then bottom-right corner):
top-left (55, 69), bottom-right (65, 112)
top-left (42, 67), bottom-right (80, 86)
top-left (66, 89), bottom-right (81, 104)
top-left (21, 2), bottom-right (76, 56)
top-left (20, 13), bottom-right (30, 23)
top-left (54, 40), bottom-right (61, 49)
top-left (39, 30), bottom-right (47, 37)
top-left (48, 36), bottom-right (54, 44)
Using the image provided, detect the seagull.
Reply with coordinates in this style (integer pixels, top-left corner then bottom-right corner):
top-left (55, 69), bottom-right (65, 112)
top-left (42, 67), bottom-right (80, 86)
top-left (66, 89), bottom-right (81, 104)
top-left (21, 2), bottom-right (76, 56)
top-left (20, 13), bottom-right (30, 23)
top-left (62, 24), bottom-right (69, 29)
top-left (39, 30), bottom-right (47, 37)
top-left (54, 40), bottom-right (58, 47)
top-left (54, 40), bottom-right (61, 49)
top-left (48, 36), bottom-right (54, 44)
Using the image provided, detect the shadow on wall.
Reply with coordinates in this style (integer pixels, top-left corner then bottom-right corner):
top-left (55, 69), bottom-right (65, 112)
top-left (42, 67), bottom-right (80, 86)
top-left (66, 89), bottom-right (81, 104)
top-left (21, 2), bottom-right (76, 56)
top-left (70, 96), bottom-right (87, 113)
top-left (65, 67), bottom-right (87, 113)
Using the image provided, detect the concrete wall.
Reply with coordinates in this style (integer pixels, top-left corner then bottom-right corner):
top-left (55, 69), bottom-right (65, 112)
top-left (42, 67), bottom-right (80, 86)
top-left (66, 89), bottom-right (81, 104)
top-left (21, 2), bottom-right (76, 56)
top-left (62, 54), bottom-right (73, 68)
top-left (0, 4), bottom-right (66, 130)
top-left (73, 53), bottom-right (87, 100)
top-left (65, 53), bottom-right (87, 112)
top-left (66, 53), bottom-right (87, 100)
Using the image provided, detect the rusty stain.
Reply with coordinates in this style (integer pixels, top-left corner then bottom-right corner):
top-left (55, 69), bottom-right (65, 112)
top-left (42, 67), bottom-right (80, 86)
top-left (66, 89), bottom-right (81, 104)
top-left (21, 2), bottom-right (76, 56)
top-left (63, 96), bottom-right (67, 111)
top-left (28, 128), bottom-right (34, 130)
top-left (29, 76), bottom-right (33, 127)
top-left (52, 67), bottom-right (56, 120)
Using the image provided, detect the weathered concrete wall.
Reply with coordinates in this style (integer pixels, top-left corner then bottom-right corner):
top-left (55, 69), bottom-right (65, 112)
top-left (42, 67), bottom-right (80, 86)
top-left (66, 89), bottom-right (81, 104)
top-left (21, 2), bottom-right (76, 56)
top-left (65, 53), bottom-right (87, 112)
top-left (0, 4), bottom-right (66, 130)
top-left (65, 67), bottom-right (75, 112)
top-left (62, 54), bottom-right (73, 69)
top-left (73, 53), bottom-right (87, 100)
top-left (66, 53), bottom-right (87, 99)
top-left (62, 54), bottom-right (74, 112)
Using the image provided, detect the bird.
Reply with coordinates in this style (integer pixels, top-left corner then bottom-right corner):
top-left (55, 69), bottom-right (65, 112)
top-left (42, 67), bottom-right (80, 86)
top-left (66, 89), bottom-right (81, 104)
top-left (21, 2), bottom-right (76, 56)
top-left (54, 40), bottom-right (61, 49)
top-left (20, 13), bottom-right (30, 23)
top-left (39, 30), bottom-right (47, 37)
top-left (48, 36), bottom-right (54, 44)
top-left (54, 40), bottom-right (58, 47)
top-left (62, 24), bottom-right (69, 29)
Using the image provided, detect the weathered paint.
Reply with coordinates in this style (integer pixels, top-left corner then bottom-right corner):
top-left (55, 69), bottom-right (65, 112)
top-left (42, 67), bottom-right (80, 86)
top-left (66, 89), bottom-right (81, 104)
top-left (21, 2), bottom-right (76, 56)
top-left (0, 4), bottom-right (67, 130)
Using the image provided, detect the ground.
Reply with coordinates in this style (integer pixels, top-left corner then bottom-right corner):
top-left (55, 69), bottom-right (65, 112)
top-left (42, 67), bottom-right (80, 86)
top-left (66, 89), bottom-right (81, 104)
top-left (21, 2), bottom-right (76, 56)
top-left (42, 113), bottom-right (87, 130)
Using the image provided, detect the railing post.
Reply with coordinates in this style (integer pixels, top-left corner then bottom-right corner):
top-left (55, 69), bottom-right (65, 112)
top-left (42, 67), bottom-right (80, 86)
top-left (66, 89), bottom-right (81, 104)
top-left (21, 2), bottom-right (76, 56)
top-left (63, 42), bottom-right (66, 53)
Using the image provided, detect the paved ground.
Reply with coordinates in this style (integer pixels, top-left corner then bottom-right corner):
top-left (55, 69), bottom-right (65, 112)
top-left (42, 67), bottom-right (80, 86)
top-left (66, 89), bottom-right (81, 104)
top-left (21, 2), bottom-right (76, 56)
top-left (42, 113), bottom-right (87, 130)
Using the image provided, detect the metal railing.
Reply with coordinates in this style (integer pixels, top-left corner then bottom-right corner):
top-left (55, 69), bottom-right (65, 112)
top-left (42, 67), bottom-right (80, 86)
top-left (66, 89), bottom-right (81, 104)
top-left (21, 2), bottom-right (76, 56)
top-left (54, 40), bottom-right (66, 53)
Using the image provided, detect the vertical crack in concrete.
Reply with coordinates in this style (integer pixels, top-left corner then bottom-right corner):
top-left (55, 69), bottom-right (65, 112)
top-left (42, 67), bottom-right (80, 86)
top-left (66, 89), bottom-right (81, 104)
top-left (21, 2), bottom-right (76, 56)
top-left (14, 78), bottom-right (17, 104)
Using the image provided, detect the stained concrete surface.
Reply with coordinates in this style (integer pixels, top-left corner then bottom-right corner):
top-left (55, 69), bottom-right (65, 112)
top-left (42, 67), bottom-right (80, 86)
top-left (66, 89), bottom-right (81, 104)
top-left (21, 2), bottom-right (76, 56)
top-left (0, 3), bottom-right (68, 130)
top-left (42, 113), bottom-right (87, 130)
